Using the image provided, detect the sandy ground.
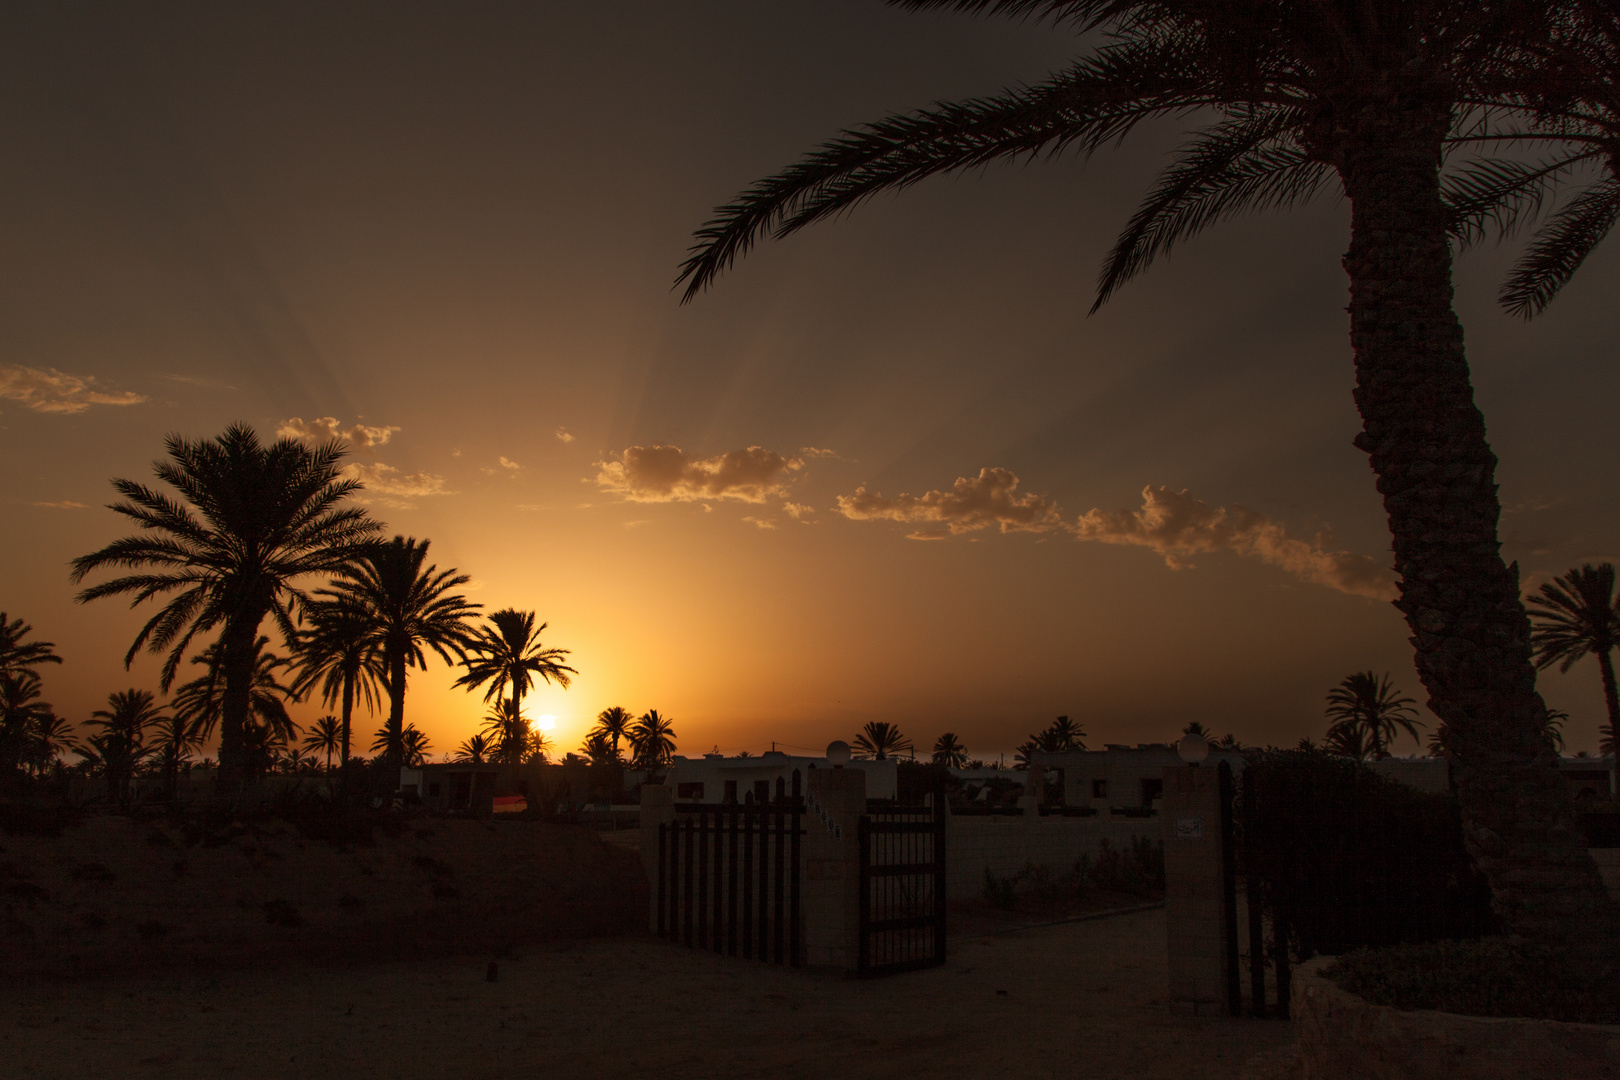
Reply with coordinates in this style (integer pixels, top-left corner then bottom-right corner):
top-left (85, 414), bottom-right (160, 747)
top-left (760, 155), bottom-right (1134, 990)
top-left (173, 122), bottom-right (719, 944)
top-left (4, 907), bottom-right (1298, 1080)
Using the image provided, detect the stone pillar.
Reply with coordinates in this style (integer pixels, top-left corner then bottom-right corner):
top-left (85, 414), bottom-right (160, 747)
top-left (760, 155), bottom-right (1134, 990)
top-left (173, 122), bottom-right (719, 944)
top-left (803, 765), bottom-right (866, 973)
top-left (639, 782), bottom-right (675, 934)
top-left (1162, 764), bottom-right (1232, 1014)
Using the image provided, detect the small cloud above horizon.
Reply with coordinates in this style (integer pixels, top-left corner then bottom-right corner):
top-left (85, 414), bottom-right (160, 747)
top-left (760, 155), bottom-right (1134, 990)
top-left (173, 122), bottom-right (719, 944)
top-left (278, 416), bottom-right (399, 449)
top-left (33, 500), bottom-right (88, 509)
top-left (556, 427), bottom-right (575, 443)
top-left (835, 467), bottom-right (1064, 536)
top-left (0, 365), bottom-right (147, 414)
top-left (499, 456), bottom-right (521, 471)
top-left (595, 444), bottom-right (805, 504)
top-left (343, 461), bottom-right (452, 509)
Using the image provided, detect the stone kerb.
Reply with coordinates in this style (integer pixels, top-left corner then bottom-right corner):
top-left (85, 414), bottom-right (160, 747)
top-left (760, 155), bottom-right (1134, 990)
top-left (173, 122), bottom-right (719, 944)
top-left (1291, 956), bottom-right (1620, 1079)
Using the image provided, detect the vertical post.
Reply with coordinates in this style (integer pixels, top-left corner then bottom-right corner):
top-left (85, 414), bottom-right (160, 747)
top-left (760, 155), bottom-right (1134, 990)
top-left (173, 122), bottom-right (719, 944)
top-left (669, 815), bottom-right (681, 942)
top-left (790, 769), bottom-right (803, 967)
top-left (774, 775), bottom-right (786, 965)
top-left (1273, 908), bottom-right (1292, 1020)
top-left (1162, 763), bottom-right (1233, 1015)
top-left (803, 764), bottom-right (865, 974)
top-left (857, 814), bottom-right (871, 975)
top-left (657, 822), bottom-right (667, 939)
top-left (697, 811), bottom-right (710, 949)
top-left (741, 795), bottom-right (754, 960)
top-left (1244, 767), bottom-right (1267, 1017)
top-left (640, 782), bottom-right (675, 935)
top-left (757, 796), bottom-right (770, 962)
top-left (728, 805), bottom-right (740, 957)
top-left (934, 782), bottom-right (948, 964)
top-left (682, 816), bottom-right (695, 947)
top-left (1219, 762), bottom-right (1241, 1017)
top-left (713, 807), bottom-right (724, 954)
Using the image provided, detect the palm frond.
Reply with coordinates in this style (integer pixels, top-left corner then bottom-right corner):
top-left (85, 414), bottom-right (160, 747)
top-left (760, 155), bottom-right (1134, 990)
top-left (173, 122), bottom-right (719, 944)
top-left (1500, 173), bottom-right (1620, 317)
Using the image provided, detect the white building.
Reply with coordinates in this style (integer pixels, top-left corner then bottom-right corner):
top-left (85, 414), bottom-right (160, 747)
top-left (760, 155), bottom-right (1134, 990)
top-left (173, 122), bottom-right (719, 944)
top-left (662, 750), bottom-right (897, 804)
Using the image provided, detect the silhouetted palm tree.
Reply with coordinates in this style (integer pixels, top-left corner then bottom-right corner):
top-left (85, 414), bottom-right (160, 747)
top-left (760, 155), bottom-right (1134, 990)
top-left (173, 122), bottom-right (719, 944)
top-left (399, 725), bottom-right (432, 768)
top-left (591, 706), bottom-right (635, 760)
top-left (291, 594), bottom-right (384, 765)
top-left (629, 709), bottom-right (677, 770)
top-left (301, 715), bottom-right (343, 774)
top-left (454, 732), bottom-right (491, 764)
top-left (580, 731), bottom-right (622, 767)
top-left (70, 425), bottom-right (378, 791)
top-left (931, 732), bottom-right (968, 768)
top-left (1182, 721), bottom-right (1211, 738)
top-left (1047, 715), bottom-right (1086, 751)
top-left (0, 671), bottom-right (57, 777)
top-left (676, 0), bottom-right (1609, 944)
top-left (1527, 564), bottom-right (1620, 743)
top-left (171, 638), bottom-right (300, 750)
top-left (326, 537), bottom-right (479, 769)
top-left (1325, 672), bottom-right (1425, 760)
top-left (86, 689), bottom-right (166, 803)
top-left (852, 721), bottom-right (913, 761)
top-left (0, 614), bottom-right (61, 679)
top-left (146, 711), bottom-right (205, 798)
top-left (480, 700), bottom-right (544, 765)
top-left (456, 609), bottom-right (575, 730)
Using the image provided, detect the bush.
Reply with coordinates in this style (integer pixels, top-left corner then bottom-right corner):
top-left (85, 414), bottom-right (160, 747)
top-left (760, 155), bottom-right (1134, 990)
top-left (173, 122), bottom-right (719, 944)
top-left (1242, 750), bottom-right (1494, 959)
top-left (982, 867), bottom-right (1018, 908)
top-left (1082, 837), bottom-right (1164, 897)
top-left (1325, 938), bottom-right (1615, 1024)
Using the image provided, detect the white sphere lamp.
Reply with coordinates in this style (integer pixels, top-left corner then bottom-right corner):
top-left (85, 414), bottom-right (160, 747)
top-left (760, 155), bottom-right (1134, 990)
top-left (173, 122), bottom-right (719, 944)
top-left (825, 740), bottom-right (851, 767)
top-left (1178, 732), bottom-right (1211, 766)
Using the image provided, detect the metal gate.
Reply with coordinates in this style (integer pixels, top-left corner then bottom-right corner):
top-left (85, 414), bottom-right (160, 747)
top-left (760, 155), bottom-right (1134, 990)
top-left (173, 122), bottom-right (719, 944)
top-left (655, 770), bottom-right (804, 966)
top-left (857, 794), bottom-right (947, 977)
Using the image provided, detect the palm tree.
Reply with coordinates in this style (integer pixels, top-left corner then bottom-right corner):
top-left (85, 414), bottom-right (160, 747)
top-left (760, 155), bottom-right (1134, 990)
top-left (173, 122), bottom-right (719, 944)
top-left (146, 711), bottom-right (205, 798)
top-left (1047, 715), bottom-right (1086, 752)
top-left (399, 725), bottom-right (432, 768)
top-left (454, 732), bottom-right (491, 764)
top-left (931, 732), bottom-right (968, 768)
top-left (676, 0), bottom-right (1614, 943)
top-left (629, 709), bottom-right (677, 771)
top-left (325, 536), bottom-right (479, 770)
top-left (301, 715), bottom-right (343, 774)
top-left (591, 706), bottom-right (635, 760)
top-left (1182, 721), bottom-right (1211, 738)
top-left (290, 594), bottom-right (384, 766)
top-left (455, 609), bottom-right (576, 732)
top-left (86, 689), bottom-right (166, 803)
top-left (1325, 672), bottom-right (1425, 760)
top-left (0, 614), bottom-right (61, 678)
top-left (0, 671), bottom-right (57, 777)
top-left (1527, 564), bottom-right (1620, 744)
top-left (580, 731), bottom-right (622, 767)
top-left (852, 721), bottom-right (913, 761)
top-left (171, 638), bottom-right (301, 751)
top-left (70, 425), bottom-right (379, 791)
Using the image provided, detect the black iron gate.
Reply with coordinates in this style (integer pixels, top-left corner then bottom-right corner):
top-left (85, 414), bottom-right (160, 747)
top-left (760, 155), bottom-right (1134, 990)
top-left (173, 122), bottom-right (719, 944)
top-left (857, 794), bottom-right (947, 977)
top-left (655, 769), bottom-right (804, 966)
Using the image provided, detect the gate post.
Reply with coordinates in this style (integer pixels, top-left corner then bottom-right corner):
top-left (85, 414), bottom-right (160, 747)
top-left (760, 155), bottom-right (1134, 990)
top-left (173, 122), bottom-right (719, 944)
top-left (1163, 762), bottom-right (1235, 1015)
top-left (803, 765), bottom-right (865, 973)
top-left (640, 782), bottom-right (675, 934)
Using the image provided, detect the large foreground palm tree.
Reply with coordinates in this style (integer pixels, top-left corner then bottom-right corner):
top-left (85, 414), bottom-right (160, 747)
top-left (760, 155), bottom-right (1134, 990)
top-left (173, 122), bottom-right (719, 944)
top-left (676, 0), bottom-right (1614, 947)
top-left (325, 537), bottom-right (479, 770)
top-left (71, 425), bottom-right (379, 791)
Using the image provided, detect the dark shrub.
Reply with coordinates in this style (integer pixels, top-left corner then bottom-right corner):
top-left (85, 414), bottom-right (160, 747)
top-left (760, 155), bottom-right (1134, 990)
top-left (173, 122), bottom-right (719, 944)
top-left (1242, 750), bottom-right (1494, 959)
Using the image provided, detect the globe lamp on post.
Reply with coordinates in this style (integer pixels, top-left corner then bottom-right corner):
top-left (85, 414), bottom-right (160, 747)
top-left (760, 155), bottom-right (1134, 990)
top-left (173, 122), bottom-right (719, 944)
top-left (1178, 732), bottom-right (1211, 767)
top-left (825, 740), bottom-right (851, 768)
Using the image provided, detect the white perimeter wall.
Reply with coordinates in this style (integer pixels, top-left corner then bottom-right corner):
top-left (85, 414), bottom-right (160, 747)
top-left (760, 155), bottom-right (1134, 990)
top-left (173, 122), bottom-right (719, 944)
top-left (946, 814), bottom-right (1161, 901)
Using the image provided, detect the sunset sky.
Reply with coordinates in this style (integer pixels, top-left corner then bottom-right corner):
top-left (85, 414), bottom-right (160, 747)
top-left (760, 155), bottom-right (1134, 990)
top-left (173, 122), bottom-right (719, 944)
top-left (4, 2), bottom-right (1619, 760)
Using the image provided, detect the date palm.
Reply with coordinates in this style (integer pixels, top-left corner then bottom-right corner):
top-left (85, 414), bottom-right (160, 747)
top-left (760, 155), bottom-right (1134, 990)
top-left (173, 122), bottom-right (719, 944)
top-left (0, 671), bottom-right (56, 777)
top-left (454, 732), bottom-right (491, 764)
top-left (1325, 672), bottom-right (1425, 760)
top-left (146, 711), bottom-right (205, 798)
top-left (86, 689), bottom-right (166, 803)
top-left (0, 614), bottom-right (61, 678)
top-left (454, 609), bottom-right (575, 731)
top-left (301, 715), bottom-right (343, 774)
top-left (70, 424), bottom-right (378, 792)
top-left (931, 732), bottom-right (969, 768)
top-left (581, 730), bottom-right (622, 767)
top-left (677, 0), bottom-right (1613, 945)
top-left (171, 638), bottom-right (300, 749)
top-left (629, 709), bottom-right (677, 770)
top-left (1527, 564), bottom-right (1620, 740)
top-left (590, 706), bottom-right (635, 760)
top-left (325, 537), bottom-right (479, 769)
top-left (31, 713), bottom-right (79, 773)
top-left (852, 721), bottom-right (912, 761)
top-left (290, 594), bottom-right (384, 765)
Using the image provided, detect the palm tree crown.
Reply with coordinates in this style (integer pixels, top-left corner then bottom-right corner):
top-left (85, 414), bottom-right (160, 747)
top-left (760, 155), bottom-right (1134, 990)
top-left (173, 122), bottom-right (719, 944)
top-left (324, 536), bottom-right (479, 767)
top-left (291, 594), bottom-right (384, 764)
top-left (171, 638), bottom-right (300, 750)
top-left (0, 614), bottom-right (61, 678)
top-left (931, 732), bottom-right (968, 769)
top-left (591, 706), bottom-right (635, 759)
top-left (70, 425), bottom-right (379, 789)
top-left (1324, 672), bottom-right (1425, 760)
top-left (852, 721), bottom-right (913, 761)
top-left (629, 709), bottom-right (678, 770)
top-left (1527, 563), bottom-right (1620, 740)
top-left (454, 608), bottom-right (575, 722)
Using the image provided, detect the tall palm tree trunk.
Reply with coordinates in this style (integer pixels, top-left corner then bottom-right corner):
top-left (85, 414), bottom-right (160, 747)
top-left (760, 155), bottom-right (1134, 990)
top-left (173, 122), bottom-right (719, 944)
top-left (1598, 649), bottom-right (1620, 800)
top-left (216, 617), bottom-right (259, 794)
top-left (1338, 103), bottom-right (1618, 948)
top-left (386, 633), bottom-right (406, 773)
top-left (339, 660), bottom-right (356, 764)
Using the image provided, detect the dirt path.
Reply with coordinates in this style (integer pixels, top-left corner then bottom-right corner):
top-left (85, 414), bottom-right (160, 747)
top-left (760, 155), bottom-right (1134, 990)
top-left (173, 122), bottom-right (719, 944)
top-left (6, 908), bottom-right (1294, 1080)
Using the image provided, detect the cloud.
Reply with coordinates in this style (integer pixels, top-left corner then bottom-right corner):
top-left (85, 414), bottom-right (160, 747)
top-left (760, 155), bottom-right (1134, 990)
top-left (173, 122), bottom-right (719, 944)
top-left (743, 516), bottom-right (778, 530)
top-left (342, 462), bottom-right (452, 508)
top-left (835, 467), bottom-right (1065, 536)
top-left (1073, 485), bottom-right (1396, 600)
top-left (499, 456), bottom-right (521, 471)
top-left (782, 502), bottom-right (815, 522)
top-left (595, 445), bottom-right (804, 504)
top-left (556, 427), bottom-right (575, 443)
top-left (159, 373), bottom-right (237, 390)
top-left (277, 416), bottom-right (399, 448)
top-left (0, 365), bottom-right (147, 414)
top-left (799, 446), bottom-right (839, 459)
top-left (34, 500), bottom-right (87, 509)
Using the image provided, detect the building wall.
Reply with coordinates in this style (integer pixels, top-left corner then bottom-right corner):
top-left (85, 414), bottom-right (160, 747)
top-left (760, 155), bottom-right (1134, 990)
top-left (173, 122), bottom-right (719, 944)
top-left (663, 754), bottom-right (897, 803)
top-left (945, 812), bottom-right (1161, 901)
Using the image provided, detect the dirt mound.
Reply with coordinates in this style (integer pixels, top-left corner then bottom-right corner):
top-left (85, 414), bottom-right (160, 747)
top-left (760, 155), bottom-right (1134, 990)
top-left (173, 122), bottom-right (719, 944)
top-left (0, 813), bottom-right (646, 980)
